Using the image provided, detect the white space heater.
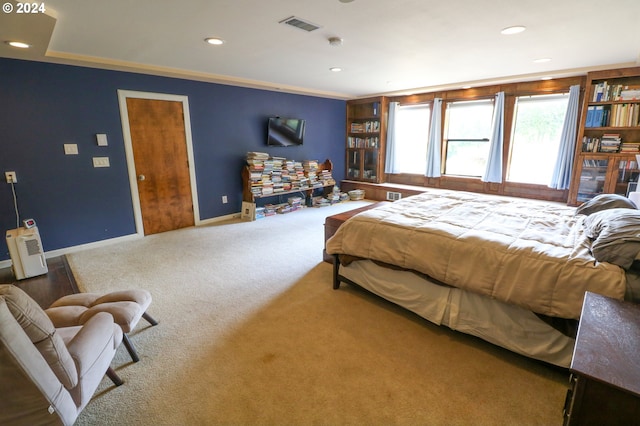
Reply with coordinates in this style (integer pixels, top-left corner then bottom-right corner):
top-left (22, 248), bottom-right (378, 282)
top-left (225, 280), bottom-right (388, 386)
top-left (6, 223), bottom-right (48, 280)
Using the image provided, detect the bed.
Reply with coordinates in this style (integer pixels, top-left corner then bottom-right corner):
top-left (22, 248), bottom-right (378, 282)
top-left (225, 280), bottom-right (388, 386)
top-left (325, 190), bottom-right (640, 367)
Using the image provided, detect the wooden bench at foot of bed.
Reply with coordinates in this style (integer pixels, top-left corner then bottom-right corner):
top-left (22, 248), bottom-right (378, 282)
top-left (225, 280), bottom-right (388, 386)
top-left (323, 201), bottom-right (390, 263)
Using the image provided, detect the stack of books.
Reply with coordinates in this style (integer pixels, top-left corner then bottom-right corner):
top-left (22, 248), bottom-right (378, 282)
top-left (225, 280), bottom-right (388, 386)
top-left (620, 140), bottom-right (640, 153)
top-left (246, 152), bottom-right (270, 198)
top-left (320, 168), bottom-right (336, 186)
top-left (263, 204), bottom-right (277, 216)
top-left (599, 134), bottom-right (622, 153)
top-left (303, 160), bottom-right (321, 188)
top-left (288, 197), bottom-right (303, 211)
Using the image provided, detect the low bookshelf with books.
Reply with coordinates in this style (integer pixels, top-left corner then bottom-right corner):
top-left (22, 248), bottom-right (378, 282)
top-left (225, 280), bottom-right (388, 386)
top-left (241, 152), bottom-right (336, 219)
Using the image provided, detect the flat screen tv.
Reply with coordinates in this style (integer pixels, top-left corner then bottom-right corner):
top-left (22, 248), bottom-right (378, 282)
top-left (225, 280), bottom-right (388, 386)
top-left (266, 117), bottom-right (305, 146)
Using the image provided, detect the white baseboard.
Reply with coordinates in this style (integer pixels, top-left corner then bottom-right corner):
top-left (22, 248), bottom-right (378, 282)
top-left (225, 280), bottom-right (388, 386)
top-left (0, 214), bottom-right (241, 270)
top-left (0, 233), bottom-right (142, 270)
top-left (198, 212), bottom-right (241, 226)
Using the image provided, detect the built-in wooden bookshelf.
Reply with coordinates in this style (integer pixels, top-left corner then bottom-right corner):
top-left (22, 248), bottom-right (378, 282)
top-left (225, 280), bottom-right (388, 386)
top-left (345, 96), bottom-right (387, 183)
top-left (568, 67), bottom-right (640, 205)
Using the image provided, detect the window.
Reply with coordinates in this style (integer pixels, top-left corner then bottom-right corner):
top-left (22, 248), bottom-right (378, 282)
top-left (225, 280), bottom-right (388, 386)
top-left (444, 99), bottom-right (494, 177)
top-left (507, 94), bottom-right (569, 185)
top-left (390, 104), bottom-right (431, 174)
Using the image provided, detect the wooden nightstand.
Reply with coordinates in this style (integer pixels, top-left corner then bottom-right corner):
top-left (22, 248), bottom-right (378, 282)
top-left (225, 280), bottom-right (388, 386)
top-left (563, 291), bottom-right (640, 425)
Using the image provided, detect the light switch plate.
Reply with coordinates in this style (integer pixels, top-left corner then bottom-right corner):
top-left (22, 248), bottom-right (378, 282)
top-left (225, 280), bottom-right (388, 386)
top-left (64, 143), bottom-right (79, 155)
top-left (96, 134), bottom-right (108, 146)
top-left (93, 157), bottom-right (110, 168)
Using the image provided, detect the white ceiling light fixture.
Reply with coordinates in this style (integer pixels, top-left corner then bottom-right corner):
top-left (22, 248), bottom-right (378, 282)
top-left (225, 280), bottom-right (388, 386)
top-left (6, 41), bottom-right (30, 49)
top-left (500, 26), bottom-right (526, 35)
top-left (330, 67), bottom-right (342, 72)
top-left (205, 37), bottom-right (225, 45)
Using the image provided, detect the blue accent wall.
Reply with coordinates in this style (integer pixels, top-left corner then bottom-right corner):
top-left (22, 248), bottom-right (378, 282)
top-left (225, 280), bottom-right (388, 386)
top-left (0, 58), bottom-right (346, 261)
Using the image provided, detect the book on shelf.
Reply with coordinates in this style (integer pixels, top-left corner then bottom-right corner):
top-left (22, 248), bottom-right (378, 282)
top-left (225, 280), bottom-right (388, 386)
top-left (347, 136), bottom-right (379, 148)
top-left (585, 105), bottom-right (607, 127)
top-left (582, 159), bottom-right (609, 167)
top-left (582, 136), bottom-right (599, 152)
top-left (609, 103), bottom-right (640, 127)
top-left (591, 82), bottom-right (640, 102)
top-left (350, 121), bottom-right (380, 133)
top-left (620, 141), bottom-right (640, 153)
top-left (247, 151), bottom-right (269, 159)
top-left (620, 89), bottom-right (640, 100)
top-left (618, 159), bottom-right (639, 187)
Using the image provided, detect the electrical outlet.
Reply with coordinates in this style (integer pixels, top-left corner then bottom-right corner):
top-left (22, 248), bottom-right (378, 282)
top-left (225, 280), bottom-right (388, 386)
top-left (222, 195), bottom-right (228, 204)
top-left (5, 171), bottom-right (17, 183)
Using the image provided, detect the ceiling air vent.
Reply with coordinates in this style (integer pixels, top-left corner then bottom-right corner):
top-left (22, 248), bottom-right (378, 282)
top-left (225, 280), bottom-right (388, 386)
top-left (279, 16), bottom-right (321, 32)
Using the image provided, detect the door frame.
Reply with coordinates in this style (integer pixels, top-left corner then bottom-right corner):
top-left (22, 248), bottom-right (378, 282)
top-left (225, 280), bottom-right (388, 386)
top-left (117, 90), bottom-right (201, 236)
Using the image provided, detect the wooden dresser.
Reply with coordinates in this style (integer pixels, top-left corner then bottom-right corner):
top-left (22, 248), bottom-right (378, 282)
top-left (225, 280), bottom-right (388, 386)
top-left (563, 291), bottom-right (640, 425)
top-left (323, 201), bottom-right (390, 263)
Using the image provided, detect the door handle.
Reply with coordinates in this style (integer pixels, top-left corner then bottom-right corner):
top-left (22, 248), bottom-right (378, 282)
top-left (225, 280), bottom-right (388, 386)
top-left (138, 174), bottom-right (146, 181)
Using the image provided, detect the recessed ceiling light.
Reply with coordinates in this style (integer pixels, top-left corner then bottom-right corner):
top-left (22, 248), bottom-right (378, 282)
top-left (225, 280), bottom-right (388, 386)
top-left (205, 38), bottom-right (225, 45)
top-left (6, 41), bottom-right (30, 49)
top-left (500, 26), bottom-right (526, 35)
top-left (533, 58), bottom-right (551, 63)
top-left (330, 67), bottom-right (342, 72)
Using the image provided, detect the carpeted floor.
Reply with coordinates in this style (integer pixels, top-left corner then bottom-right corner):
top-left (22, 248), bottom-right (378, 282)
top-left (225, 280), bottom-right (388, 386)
top-left (68, 201), bottom-right (569, 425)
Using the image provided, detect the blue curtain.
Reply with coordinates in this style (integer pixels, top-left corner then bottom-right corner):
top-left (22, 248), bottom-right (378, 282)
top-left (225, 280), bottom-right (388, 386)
top-left (482, 92), bottom-right (504, 183)
top-left (425, 98), bottom-right (442, 177)
top-left (385, 102), bottom-right (399, 173)
top-left (549, 85), bottom-right (580, 190)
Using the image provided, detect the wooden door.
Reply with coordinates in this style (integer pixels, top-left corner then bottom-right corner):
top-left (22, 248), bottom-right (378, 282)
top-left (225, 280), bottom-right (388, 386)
top-left (126, 98), bottom-right (194, 235)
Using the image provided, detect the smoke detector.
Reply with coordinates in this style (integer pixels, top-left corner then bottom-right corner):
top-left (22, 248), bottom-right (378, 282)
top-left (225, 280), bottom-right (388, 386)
top-left (328, 37), bottom-right (343, 47)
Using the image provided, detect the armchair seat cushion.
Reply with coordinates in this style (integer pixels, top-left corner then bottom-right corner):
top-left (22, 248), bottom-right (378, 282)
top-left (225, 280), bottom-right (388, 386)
top-left (47, 290), bottom-right (152, 333)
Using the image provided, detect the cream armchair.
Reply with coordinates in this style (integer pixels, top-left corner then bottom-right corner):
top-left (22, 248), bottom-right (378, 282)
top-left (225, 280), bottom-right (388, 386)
top-left (0, 284), bottom-right (123, 426)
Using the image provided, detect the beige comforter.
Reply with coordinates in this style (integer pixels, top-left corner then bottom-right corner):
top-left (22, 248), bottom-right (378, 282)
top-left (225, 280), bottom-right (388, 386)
top-left (326, 191), bottom-right (626, 319)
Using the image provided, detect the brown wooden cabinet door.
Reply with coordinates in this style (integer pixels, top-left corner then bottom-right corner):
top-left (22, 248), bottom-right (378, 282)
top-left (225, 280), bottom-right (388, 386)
top-left (126, 98), bottom-right (194, 235)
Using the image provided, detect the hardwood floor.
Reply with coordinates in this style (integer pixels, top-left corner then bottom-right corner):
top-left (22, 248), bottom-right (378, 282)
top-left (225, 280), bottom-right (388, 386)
top-left (0, 256), bottom-right (79, 308)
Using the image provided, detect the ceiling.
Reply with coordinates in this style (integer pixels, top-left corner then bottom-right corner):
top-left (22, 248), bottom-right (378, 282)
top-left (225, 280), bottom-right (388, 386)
top-left (1, 0), bottom-right (640, 99)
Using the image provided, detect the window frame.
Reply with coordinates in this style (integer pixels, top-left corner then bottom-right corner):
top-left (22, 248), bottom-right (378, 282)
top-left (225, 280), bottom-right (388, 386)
top-left (390, 102), bottom-right (432, 175)
top-left (506, 92), bottom-right (571, 185)
top-left (442, 98), bottom-right (495, 177)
